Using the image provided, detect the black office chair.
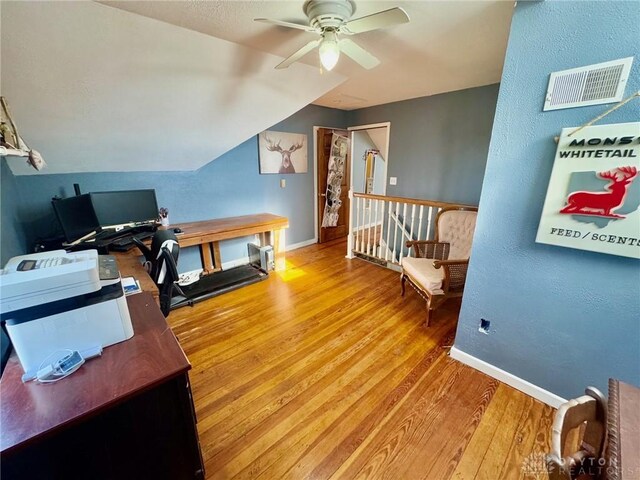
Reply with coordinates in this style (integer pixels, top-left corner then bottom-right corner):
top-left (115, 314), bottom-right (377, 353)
top-left (133, 230), bottom-right (183, 317)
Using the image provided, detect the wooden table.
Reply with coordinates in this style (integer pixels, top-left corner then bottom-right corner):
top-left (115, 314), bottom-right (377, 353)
top-left (113, 214), bottom-right (288, 306)
top-left (0, 293), bottom-right (205, 479)
top-left (168, 213), bottom-right (289, 274)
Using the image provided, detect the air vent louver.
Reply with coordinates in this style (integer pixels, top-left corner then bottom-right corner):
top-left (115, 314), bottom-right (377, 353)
top-left (544, 57), bottom-right (633, 111)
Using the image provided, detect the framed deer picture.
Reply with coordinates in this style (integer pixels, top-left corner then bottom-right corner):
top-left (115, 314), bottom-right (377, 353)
top-left (258, 131), bottom-right (308, 174)
top-left (536, 122), bottom-right (640, 259)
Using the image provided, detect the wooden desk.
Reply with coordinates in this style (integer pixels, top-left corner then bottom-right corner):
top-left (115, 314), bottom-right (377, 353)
top-left (0, 293), bottom-right (205, 479)
top-left (116, 248), bottom-right (159, 301)
top-left (113, 213), bottom-right (288, 301)
top-left (169, 213), bottom-right (289, 274)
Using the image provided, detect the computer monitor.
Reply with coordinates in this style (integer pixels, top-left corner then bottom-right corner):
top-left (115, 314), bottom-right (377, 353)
top-left (52, 194), bottom-right (100, 243)
top-left (90, 189), bottom-right (159, 227)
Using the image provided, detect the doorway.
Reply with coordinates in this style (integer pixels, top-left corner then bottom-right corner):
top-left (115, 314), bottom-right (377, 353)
top-left (315, 127), bottom-right (350, 244)
top-left (349, 122), bottom-right (390, 197)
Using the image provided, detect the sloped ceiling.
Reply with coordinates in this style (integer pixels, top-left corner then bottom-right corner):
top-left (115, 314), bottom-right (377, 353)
top-left (366, 128), bottom-right (389, 160)
top-left (102, 0), bottom-right (514, 110)
top-left (0, 2), bottom-right (345, 175)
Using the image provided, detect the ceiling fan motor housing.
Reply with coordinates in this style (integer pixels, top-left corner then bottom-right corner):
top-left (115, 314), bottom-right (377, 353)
top-left (303, 0), bottom-right (355, 30)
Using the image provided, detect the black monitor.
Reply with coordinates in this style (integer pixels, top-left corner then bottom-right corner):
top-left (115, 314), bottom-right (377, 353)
top-left (90, 189), bottom-right (159, 227)
top-left (52, 194), bottom-right (100, 242)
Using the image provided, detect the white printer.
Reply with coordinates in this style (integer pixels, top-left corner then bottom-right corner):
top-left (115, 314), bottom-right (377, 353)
top-left (0, 250), bottom-right (134, 373)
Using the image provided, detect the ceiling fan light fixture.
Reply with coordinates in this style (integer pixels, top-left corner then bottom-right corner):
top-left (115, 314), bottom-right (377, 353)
top-left (319, 30), bottom-right (340, 71)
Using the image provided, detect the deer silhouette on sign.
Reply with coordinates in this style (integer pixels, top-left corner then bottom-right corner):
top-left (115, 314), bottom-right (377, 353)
top-left (265, 136), bottom-right (304, 174)
top-left (559, 166), bottom-right (638, 218)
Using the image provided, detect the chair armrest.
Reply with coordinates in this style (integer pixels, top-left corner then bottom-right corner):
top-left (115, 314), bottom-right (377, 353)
top-left (432, 258), bottom-right (469, 292)
top-left (406, 240), bottom-right (450, 260)
top-left (432, 259), bottom-right (469, 268)
top-left (132, 236), bottom-right (153, 262)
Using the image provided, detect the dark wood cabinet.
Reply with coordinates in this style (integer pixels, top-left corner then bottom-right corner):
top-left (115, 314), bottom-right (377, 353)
top-left (1, 293), bottom-right (204, 480)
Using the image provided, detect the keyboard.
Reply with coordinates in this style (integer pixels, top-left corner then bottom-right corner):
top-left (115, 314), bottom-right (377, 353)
top-left (110, 232), bottom-right (154, 252)
top-left (93, 229), bottom-right (123, 241)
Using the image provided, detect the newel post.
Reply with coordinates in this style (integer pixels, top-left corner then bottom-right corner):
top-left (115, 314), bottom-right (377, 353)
top-left (346, 189), bottom-right (355, 259)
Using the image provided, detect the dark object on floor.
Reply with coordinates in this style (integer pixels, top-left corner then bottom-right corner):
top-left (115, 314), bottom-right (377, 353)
top-left (132, 232), bottom-right (265, 314)
top-left (173, 228), bottom-right (183, 234)
top-left (174, 264), bottom-right (267, 308)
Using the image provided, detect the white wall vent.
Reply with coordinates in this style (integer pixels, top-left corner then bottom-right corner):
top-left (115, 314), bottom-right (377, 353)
top-left (544, 57), bottom-right (633, 111)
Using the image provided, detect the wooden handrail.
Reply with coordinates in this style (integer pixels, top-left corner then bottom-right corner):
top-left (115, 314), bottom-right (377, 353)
top-left (352, 192), bottom-right (477, 210)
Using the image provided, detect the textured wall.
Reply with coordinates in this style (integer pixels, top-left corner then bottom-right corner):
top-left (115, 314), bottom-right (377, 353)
top-left (454, 0), bottom-right (640, 399)
top-left (10, 105), bottom-right (348, 272)
top-left (348, 84), bottom-right (500, 205)
top-left (1, 2), bottom-right (344, 175)
top-left (0, 159), bottom-right (27, 265)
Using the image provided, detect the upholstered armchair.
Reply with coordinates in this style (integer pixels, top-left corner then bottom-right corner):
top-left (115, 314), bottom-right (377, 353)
top-left (400, 206), bottom-right (478, 326)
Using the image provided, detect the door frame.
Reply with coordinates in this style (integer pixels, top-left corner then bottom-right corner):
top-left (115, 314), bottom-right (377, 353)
top-left (346, 122), bottom-right (390, 258)
top-left (348, 122), bottom-right (391, 197)
top-left (313, 125), bottom-right (348, 243)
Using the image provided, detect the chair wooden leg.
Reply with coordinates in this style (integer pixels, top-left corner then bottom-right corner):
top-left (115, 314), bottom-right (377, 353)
top-left (400, 273), bottom-right (406, 296)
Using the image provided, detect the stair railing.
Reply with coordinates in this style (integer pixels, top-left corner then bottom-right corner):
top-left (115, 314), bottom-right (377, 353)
top-left (347, 191), bottom-right (476, 269)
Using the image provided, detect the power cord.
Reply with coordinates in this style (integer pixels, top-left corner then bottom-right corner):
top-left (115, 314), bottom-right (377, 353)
top-left (34, 349), bottom-right (85, 383)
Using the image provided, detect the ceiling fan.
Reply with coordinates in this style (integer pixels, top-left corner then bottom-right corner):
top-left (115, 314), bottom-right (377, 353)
top-left (255, 0), bottom-right (410, 71)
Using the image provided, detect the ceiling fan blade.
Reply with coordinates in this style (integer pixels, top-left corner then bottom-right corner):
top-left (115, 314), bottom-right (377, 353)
top-left (343, 7), bottom-right (410, 34)
top-left (339, 39), bottom-right (380, 70)
top-left (276, 39), bottom-right (321, 69)
top-left (254, 18), bottom-right (317, 33)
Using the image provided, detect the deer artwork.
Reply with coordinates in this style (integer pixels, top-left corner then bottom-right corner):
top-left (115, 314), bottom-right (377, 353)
top-left (265, 136), bottom-right (304, 174)
top-left (559, 166), bottom-right (638, 218)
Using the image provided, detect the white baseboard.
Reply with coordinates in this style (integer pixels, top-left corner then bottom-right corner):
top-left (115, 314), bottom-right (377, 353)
top-left (222, 257), bottom-right (250, 270)
top-left (213, 239), bottom-right (318, 271)
top-left (286, 238), bottom-right (317, 251)
top-left (449, 346), bottom-right (566, 408)
top-left (179, 268), bottom-right (204, 277)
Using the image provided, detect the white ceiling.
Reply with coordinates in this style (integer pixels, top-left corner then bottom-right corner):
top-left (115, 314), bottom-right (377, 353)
top-left (102, 0), bottom-right (515, 110)
top-left (1, 1), bottom-right (345, 174)
top-left (1, 1), bottom-right (513, 175)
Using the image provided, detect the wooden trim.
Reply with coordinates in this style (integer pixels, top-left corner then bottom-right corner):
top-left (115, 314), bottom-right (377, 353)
top-left (352, 192), bottom-right (478, 210)
top-left (200, 243), bottom-right (214, 274)
top-left (172, 214), bottom-right (289, 248)
top-left (212, 242), bottom-right (222, 272)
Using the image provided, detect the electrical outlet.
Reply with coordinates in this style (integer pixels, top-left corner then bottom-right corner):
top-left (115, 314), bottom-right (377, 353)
top-left (389, 177), bottom-right (397, 186)
top-left (479, 318), bottom-right (490, 334)
top-left (280, 179), bottom-right (286, 188)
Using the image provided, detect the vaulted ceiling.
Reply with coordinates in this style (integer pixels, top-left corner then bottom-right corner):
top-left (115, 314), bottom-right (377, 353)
top-left (1, 1), bottom-right (513, 175)
top-left (103, 0), bottom-right (514, 110)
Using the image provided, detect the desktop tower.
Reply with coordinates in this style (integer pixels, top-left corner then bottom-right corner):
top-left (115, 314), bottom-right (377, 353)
top-left (247, 243), bottom-right (274, 272)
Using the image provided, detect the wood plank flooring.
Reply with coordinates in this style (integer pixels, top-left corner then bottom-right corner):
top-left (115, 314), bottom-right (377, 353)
top-left (167, 239), bottom-right (554, 479)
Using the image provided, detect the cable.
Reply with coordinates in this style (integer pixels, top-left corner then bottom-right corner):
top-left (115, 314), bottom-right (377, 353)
top-left (34, 349), bottom-right (85, 383)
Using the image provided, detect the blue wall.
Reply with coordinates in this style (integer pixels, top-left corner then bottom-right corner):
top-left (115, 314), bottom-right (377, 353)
top-left (3, 84), bottom-right (500, 271)
top-left (348, 84), bottom-right (500, 205)
top-left (9, 105), bottom-right (347, 272)
top-left (454, 0), bottom-right (640, 399)
top-left (1, 159), bottom-right (27, 264)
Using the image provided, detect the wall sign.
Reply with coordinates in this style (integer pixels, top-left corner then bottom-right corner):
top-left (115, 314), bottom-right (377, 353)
top-left (536, 122), bottom-right (640, 259)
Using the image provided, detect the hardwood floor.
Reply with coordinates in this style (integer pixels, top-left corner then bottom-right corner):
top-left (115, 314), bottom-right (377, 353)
top-left (168, 239), bottom-right (554, 479)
